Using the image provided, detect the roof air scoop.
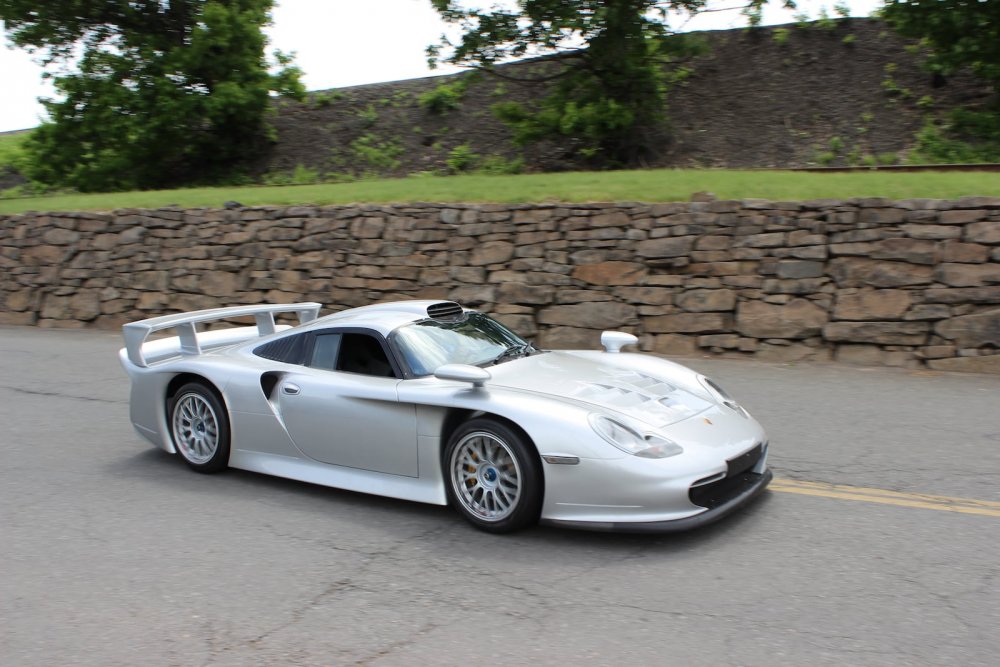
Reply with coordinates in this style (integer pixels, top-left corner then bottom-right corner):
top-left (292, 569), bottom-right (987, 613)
top-left (427, 301), bottom-right (464, 321)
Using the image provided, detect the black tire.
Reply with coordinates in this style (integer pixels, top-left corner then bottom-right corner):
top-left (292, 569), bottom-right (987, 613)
top-left (168, 382), bottom-right (231, 474)
top-left (444, 418), bottom-right (543, 533)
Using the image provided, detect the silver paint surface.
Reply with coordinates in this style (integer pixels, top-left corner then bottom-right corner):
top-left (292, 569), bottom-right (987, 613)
top-left (120, 301), bottom-right (768, 526)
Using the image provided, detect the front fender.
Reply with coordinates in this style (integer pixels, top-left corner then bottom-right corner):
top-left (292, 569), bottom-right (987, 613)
top-left (397, 378), bottom-right (625, 461)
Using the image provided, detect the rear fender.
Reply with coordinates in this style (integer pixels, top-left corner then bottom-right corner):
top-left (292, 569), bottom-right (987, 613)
top-left (121, 351), bottom-right (236, 454)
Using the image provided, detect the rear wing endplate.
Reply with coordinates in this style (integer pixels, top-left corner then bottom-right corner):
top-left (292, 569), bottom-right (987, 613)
top-left (122, 302), bottom-right (321, 368)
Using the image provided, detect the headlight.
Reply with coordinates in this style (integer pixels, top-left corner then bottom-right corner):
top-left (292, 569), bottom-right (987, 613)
top-left (588, 414), bottom-right (684, 459)
top-left (698, 375), bottom-right (750, 418)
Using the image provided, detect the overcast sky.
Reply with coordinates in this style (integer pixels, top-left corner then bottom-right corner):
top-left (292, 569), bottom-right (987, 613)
top-left (0, 0), bottom-right (880, 133)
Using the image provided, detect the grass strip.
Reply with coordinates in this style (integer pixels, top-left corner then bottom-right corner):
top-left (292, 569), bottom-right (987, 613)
top-left (1, 168), bottom-right (998, 215)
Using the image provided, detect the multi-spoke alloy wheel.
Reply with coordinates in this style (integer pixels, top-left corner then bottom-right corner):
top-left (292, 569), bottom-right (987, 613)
top-left (170, 383), bottom-right (230, 473)
top-left (444, 418), bottom-right (542, 533)
top-left (451, 431), bottom-right (522, 521)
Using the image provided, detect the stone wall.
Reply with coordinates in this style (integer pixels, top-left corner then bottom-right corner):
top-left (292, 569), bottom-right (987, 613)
top-left (2, 197), bottom-right (999, 372)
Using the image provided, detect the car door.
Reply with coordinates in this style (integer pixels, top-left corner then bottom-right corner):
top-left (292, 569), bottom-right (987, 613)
top-left (273, 328), bottom-right (419, 477)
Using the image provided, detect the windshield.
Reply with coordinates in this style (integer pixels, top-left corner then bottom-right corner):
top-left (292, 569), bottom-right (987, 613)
top-left (392, 313), bottom-right (529, 377)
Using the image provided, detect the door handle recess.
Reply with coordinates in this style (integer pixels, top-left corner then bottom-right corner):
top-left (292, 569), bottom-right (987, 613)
top-left (281, 383), bottom-right (301, 396)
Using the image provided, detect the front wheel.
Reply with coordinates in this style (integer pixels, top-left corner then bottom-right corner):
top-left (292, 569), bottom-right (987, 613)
top-left (169, 383), bottom-right (230, 473)
top-left (444, 418), bottom-right (542, 533)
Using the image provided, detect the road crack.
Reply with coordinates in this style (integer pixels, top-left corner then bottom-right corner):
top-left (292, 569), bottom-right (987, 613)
top-left (0, 384), bottom-right (126, 405)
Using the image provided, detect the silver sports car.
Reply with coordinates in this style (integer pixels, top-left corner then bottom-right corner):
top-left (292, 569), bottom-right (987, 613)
top-left (120, 300), bottom-right (771, 533)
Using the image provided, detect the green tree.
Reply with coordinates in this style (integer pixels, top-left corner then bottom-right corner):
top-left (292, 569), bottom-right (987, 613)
top-left (883, 1), bottom-right (1000, 164)
top-left (428, 0), bottom-right (788, 167)
top-left (882, 0), bottom-right (1000, 91)
top-left (0, 1), bottom-right (304, 191)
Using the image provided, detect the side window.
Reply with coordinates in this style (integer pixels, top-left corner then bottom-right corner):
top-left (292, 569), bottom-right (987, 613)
top-left (254, 333), bottom-right (307, 365)
top-left (310, 333), bottom-right (342, 371)
top-left (304, 331), bottom-right (398, 378)
top-left (336, 333), bottom-right (396, 378)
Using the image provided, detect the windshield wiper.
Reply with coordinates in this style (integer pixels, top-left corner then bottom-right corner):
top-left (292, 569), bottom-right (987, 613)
top-left (489, 343), bottom-right (532, 366)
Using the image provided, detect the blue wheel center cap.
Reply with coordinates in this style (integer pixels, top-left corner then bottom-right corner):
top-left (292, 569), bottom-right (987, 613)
top-left (195, 421), bottom-right (205, 435)
top-left (484, 467), bottom-right (497, 483)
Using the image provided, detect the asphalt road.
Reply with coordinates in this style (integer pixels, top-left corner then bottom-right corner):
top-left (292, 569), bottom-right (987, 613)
top-left (1, 326), bottom-right (998, 666)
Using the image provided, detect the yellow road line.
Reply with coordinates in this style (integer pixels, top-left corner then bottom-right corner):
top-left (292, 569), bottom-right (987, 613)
top-left (770, 478), bottom-right (1000, 518)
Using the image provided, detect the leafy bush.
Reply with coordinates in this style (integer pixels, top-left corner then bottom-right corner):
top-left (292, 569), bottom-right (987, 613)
top-left (350, 134), bottom-right (404, 174)
top-left (478, 155), bottom-right (525, 175)
top-left (389, 90), bottom-right (412, 108)
top-left (263, 164), bottom-right (322, 186)
top-left (816, 151), bottom-right (836, 166)
top-left (0, 132), bottom-right (31, 171)
top-left (357, 104), bottom-right (379, 127)
top-left (909, 109), bottom-right (1000, 163)
top-left (311, 91), bottom-right (344, 108)
top-left (815, 8), bottom-right (836, 31)
top-left (493, 94), bottom-right (637, 164)
top-left (418, 80), bottom-right (468, 115)
top-left (446, 144), bottom-right (479, 173)
top-left (0, 184), bottom-right (31, 199)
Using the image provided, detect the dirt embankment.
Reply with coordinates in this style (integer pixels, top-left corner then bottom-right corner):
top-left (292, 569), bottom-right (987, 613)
top-left (262, 17), bottom-right (992, 177)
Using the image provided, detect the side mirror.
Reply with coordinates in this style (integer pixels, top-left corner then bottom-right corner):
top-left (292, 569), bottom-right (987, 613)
top-left (434, 364), bottom-right (491, 388)
top-left (601, 331), bottom-right (638, 354)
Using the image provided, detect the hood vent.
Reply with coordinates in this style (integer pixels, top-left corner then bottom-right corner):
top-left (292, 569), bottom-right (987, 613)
top-left (427, 301), bottom-right (464, 321)
top-left (566, 372), bottom-right (712, 427)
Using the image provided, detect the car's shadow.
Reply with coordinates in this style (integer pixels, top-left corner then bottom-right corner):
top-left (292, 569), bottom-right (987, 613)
top-left (111, 447), bottom-right (775, 553)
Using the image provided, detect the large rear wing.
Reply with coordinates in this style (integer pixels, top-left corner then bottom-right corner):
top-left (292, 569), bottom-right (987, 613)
top-left (122, 303), bottom-right (321, 368)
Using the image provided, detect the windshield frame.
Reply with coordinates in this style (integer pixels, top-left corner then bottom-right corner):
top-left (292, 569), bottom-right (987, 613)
top-left (387, 312), bottom-right (532, 378)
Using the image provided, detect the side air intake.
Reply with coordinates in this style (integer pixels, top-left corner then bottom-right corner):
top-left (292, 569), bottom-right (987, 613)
top-left (427, 301), bottom-right (464, 320)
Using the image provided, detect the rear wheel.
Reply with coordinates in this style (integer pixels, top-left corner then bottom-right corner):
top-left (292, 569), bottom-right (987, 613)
top-left (444, 418), bottom-right (542, 533)
top-left (169, 383), bottom-right (230, 473)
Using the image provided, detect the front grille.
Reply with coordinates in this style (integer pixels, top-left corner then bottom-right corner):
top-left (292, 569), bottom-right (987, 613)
top-left (727, 442), bottom-right (763, 477)
top-left (689, 443), bottom-right (765, 510)
top-left (689, 472), bottom-right (764, 510)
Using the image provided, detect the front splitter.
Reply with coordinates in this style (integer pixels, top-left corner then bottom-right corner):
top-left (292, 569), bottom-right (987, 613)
top-left (541, 468), bottom-right (773, 533)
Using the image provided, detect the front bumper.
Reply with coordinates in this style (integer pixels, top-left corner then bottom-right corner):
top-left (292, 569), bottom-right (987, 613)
top-left (541, 468), bottom-right (772, 533)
